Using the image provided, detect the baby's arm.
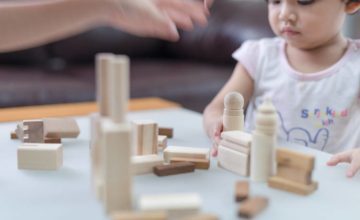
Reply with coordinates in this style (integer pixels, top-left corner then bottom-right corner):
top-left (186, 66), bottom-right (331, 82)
top-left (203, 63), bottom-right (254, 156)
top-left (327, 148), bottom-right (360, 177)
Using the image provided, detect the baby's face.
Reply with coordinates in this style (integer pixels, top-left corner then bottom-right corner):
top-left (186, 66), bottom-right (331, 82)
top-left (267, 0), bottom-right (347, 49)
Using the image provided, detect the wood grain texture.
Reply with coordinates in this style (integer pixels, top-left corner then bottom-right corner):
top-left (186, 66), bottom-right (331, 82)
top-left (154, 162), bottom-right (195, 176)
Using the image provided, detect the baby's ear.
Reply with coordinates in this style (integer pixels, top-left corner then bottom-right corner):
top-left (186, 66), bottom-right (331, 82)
top-left (346, 2), bottom-right (360, 14)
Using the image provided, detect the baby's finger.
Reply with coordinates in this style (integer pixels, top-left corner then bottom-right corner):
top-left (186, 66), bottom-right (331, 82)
top-left (327, 150), bottom-right (352, 166)
top-left (211, 142), bottom-right (218, 157)
top-left (346, 151), bottom-right (360, 177)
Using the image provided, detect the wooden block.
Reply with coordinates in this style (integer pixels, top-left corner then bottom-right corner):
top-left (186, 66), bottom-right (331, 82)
top-left (182, 213), bottom-right (219, 220)
top-left (17, 143), bottom-right (63, 170)
top-left (109, 56), bottom-right (129, 123)
top-left (157, 135), bottom-right (168, 150)
top-left (163, 146), bottom-right (210, 163)
top-left (159, 127), bottom-right (173, 138)
top-left (217, 145), bottom-right (249, 176)
top-left (276, 148), bottom-right (315, 171)
top-left (154, 162), bottom-right (195, 177)
top-left (10, 131), bottom-right (18, 139)
top-left (235, 181), bottom-right (249, 202)
top-left (132, 120), bottom-right (158, 155)
top-left (111, 211), bottom-right (167, 220)
top-left (139, 193), bottom-right (201, 219)
top-left (96, 53), bottom-right (114, 117)
top-left (101, 120), bottom-right (132, 214)
top-left (268, 176), bottom-right (318, 195)
top-left (221, 131), bottom-right (252, 148)
top-left (170, 157), bottom-right (210, 170)
top-left (43, 118), bottom-right (80, 138)
top-left (238, 197), bottom-right (268, 218)
top-left (219, 139), bottom-right (250, 154)
top-left (44, 138), bottom-right (61, 144)
top-left (132, 154), bottom-right (164, 175)
top-left (23, 120), bottom-right (44, 143)
top-left (277, 165), bottom-right (312, 185)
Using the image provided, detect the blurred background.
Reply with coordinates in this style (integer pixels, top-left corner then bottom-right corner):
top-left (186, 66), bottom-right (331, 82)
top-left (0, 0), bottom-right (357, 113)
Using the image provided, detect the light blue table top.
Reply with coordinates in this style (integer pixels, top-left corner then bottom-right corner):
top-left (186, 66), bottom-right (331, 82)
top-left (0, 108), bottom-right (359, 220)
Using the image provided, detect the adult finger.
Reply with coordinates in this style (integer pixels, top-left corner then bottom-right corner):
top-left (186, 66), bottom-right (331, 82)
top-left (327, 150), bottom-right (352, 166)
top-left (346, 150), bottom-right (360, 178)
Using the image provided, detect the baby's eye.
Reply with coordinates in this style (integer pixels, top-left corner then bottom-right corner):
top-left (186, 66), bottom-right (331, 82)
top-left (298, 0), bottom-right (315, 5)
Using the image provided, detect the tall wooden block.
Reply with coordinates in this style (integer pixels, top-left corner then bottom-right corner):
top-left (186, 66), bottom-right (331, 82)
top-left (132, 120), bottom-right (158, 155)
top-left (101, 120), bottom-right (133, 214)
top-left (96, 53), bottom-right (114, 117)
top-left (109, 56), bottom-right (129, 123)
top-left (17, 143), bottom-right (63, 170)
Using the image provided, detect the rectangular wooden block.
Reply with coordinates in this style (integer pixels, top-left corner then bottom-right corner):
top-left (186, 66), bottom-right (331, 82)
top-left (157, 135), bottom-right (168, 150)
top-left (23, 120), bottom-right (44, 143)
top-left (276, 148), bottom-right (315, 171)
top-left (277, 165), bottom-right (312, 185)
top-left (132, 154), bottom-right (164, 175)
top-left (111, 211), bottom-right (167, 220)
top-left (238, 197), bottom-right (268, 218)
top-left (218, 145), bottom-right (249, 176)
top-left (158, 127), bottom-right (173, 138)
top-left (221, 131), bottom-right (252, 148)
top-left (163, 146), bottom-right (210, 163)
top-left (235, 181), bottom-right (249, 202)
top-left (139, 193), bottom-right (201, 219)
top-left (170, 157), bottom-right (210, 170)
top-left (132, 120), bottom-right (158, 155)
top-left (154, 162), bottom-right (195, 176)
top-left (17, 143), bottom-right (63, 170)
top-left (43, 118), bottom-right (80, 138)
top-left (219, 139), bottom-right (250, 154)
top-left (101, 120), bottom-right (132, 214)
top-left (44, 138), bottom-right (61, 144)
top-left (268, 176), bottom-right (318, 195)
top-left (182, 214), bottom-right (219, 220)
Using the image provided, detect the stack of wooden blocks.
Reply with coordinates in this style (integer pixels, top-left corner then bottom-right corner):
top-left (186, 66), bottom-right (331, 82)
top-left (268, 148), bottom-right (318, 195)
top-left (12, 118), bottom-right (80, 170)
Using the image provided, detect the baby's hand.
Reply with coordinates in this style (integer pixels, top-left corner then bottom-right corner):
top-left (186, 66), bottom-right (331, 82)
top-left (327, 149), bottom-right (360, 178)
top-left (210, 118), bottom-right (223, 157)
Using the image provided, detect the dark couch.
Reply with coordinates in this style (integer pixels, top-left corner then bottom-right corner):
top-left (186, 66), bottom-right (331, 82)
top-left (0, 0), bottom-right (273, 112)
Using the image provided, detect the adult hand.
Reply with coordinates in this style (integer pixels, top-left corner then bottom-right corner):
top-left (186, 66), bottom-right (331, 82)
top-left (327, 148), bottom-right (360, 178)
top-left (107, 0), bottom-right (213, 41)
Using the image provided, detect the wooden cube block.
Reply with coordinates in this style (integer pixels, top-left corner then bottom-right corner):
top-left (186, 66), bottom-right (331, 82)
top-left (157, 135), bottom-right (168, 150)
top-left (163, 146), bottom-right (210, 163)
top-left (221, 131), bottom-right (252, 148)
top-left (276, 148), bottom-right (314, 172)
top-left (154, 162), bottom-right (195, 176)
top-left (277, 165), bottom-right (312, 185)
top-left (158, 127), bottom-right (173, 138)
top-left (268, 176), bottom-right (318, 196)
top-left (235, 181), bottom-right (249, 202)
top-left (139, 193), bottom-right (201, 219)
top-left (111, 211), bottom-right (167, 220)
top-left (17, 143), bottom-right (63, 170)
top-left (132, 120), bottom-right (158, 155)
top-left (132, 154), bottom-right (164, 175)
top-left (43, 118), bottom-right (80, 138)
top-left (238, 197), bottom-right (268, 218)
top-left (170, 157), bottom-right (210, 170)
top-left (217, 145), bottom-right (249, 176)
